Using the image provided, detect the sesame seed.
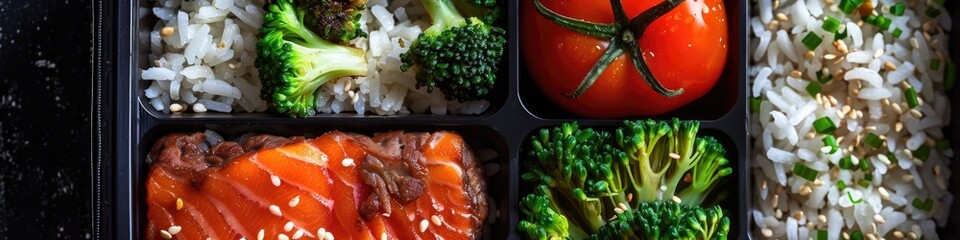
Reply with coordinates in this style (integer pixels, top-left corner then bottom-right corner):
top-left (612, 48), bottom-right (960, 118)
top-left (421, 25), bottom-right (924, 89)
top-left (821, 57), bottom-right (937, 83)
top-left (761, 228), bottom-right (773, 237)
top-left (317, 228), bottom-right (327, 240)
top-left (908, 232), bottom-right (918, 239)
top-left (825, 0), bottom-right (834, 4)
top-left (160, 230), bottom-right (172, 239)
top-left (772, 194), bottom-right (779, 208)
top-left (895, 122), bottom-right (904, 132)
top-left (773, 0), bottom-right (780, 9)
top-left (892, 103), bottom-right (904, 115)
top-left (380, 232), bottom-right (387, 240)
top-left (902, 174), bottom-right (914, 182)
top-left (170, 103), bottom-right (184, 113)
top-left (775, 209), bottom-right (783, 219)
top-left (824, 53), bottom-right (837, 60)
top-left (324, 232), bottom-right (334, 240)
top-left (289, 196), bottom-right (300, 208)
top-left (819, 214), bottom-right (827, 223)
top-left (909, 109), bottom-right (923, 118)
top-left (270, 205), bottom-right (282, 217)
top-left (879, 187), bottom-right (890, 200)
top-left (843, 231), bottom-right (850, 239)
top-left (161, 27), bottom-right (175, 37)
top-left (614, 207), bottom-right (624, 214)
top-left (168, 226), bottom-right (181, 235)
top-left (279, 233), bottom-right (290, 240)
top-left (910, 38), bottom-right (920, 49)
top-left (284, 221), bottom-right (295, 232)
top-left (804, 50), bottom-right (816, 59)
top-left (874, 214), bottom-right (886, 224)
top-left (873, 48), bottom-right (885, 58)
top-left (893, 231), bottom-right (904, 238)
top-left (292, 230), bottom-right (304, 239)
top-left (176, 198), bottom-right (184, 211)
top-left (775, 13), bottom-right (788, 21)
top-left (342, 158), bottom-right (355, 167)
top-left (271, 175), bottom-right (281, 187)
top-left (761, 180), bottom-right (767, 190)
top-left (671, 196), bottom-right (682, 203)
top-left (790, 70), bottom-right (802, 78)
top-left (866, 233), bottom-right (877, 240)
top-left (431, 215), bottom-right (442, 226)
top-left (793, 211), bottom-right (804, 221)
top-left (878, 154), bottom-right (891, 165)
top-left (799, 185), bottom-right (812, 196)
top-left (381, 212), bottom-right (391, 217)
top-left (618, 203), bottom-right (628, 211)
top-left (258, 229), bottom-right (265, 240)
top-left (820, 146), bottom-right (833, 153)
top-left (419, 219), bottom-right (429, 233)
top-left (668, 153), bottom-right (681, 159)
top-left (935, 164), bottom-right (942, 176)
top-left (835, 40), bottom-right (849, 53)
top-left (768, 20), bottom-right (781, 30)
top-left (814, 179), bottom-right (823, 186)
top-left (884, 61), bottom-right (897, 70)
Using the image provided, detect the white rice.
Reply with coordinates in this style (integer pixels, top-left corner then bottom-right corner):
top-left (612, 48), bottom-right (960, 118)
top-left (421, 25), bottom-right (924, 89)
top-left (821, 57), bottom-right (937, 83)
top-left (750, 0), bottom-right (953, 239)
top-left (142, 0), bottom-right (268, 113)
top-left (142, 0), bottom-right (490, 115)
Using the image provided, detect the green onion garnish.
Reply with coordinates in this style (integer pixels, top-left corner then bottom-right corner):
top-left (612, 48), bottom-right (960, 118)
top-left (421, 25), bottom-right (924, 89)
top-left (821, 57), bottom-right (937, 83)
top-left (806, 82), bottom-right (822, 96)
top-left (822, 17), bottom-right (841, 33)
top-left (905, 87), bottom-right (919, 109)
top-left (886, 152), bottom-right (899, 164)
top-left (866, 15), bottom-right (879, 25)
top-left (913, 198), bottom-right (933, 211)
top-left (858, 179), bottom-right (870, 188)
top-left (839, 156), bottom-right (856, 170)
top-left (823, 135), bottom-right (839, 154)
top-left (803, 32), bottom-right (823, 51)
top-left (793, 163), bottom-right (819, 182)
top-left (931, 58), bottom-right (941, 70)
top-left (947, 61), bottom-right (956, 91)
top-left (839, 0), bottom-right (862, 14)
top-left (864, 173), bottom-right (874, 181)
top-left (847, 191), bottom-right (863, 204)
top-left (860, 156), bottom-right (871, 171)
top-left (864, 133), bottom-right (883, 148)
top-left (818, 230), bottom-right (829, 240)
top-left (926, 7), bottom-right (941, 18)
top-left (914, 145), bottom-right (930, 161)
top-left (838, 180), bottom-right (847, 190)
top-left (893, 28), bottom-right (903, 38)
top-left (877, 16), bottom-right (892, 31)
top-left (813, 117), bottom-right (837, 134)
top-left (835, 28), bottom-right (849, 40)
top-left (851, 231), bottom-right (864, 240)
top-left (816, 69), bottom-right (834, 83)
top-left (750, 97), bottom-right (762, 112)
top-left (891, 3), bottom-right (906, 16)
top-left (937, 139), bottom-right (951, 151)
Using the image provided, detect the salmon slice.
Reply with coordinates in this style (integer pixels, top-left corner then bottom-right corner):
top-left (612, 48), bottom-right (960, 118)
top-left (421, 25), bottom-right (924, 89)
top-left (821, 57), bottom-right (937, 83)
top-left (144, 131), bottom-right (488, 240)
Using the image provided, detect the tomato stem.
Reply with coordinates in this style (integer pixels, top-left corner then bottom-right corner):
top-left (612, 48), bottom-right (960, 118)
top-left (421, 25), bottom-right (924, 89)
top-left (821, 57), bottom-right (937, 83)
top-left (531, 0), bottom-right (687, 98)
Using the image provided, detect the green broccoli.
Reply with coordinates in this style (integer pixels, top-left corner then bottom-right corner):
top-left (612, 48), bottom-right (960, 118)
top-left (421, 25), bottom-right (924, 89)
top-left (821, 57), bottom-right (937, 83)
top-left (400, 0), bottom-right (506, 102)
top-left (298, 0), bottom-right (367, 44)
top-left (255, 0), bottom-right (368, 117)
top-left (519, 119), bottom-right (732, 239)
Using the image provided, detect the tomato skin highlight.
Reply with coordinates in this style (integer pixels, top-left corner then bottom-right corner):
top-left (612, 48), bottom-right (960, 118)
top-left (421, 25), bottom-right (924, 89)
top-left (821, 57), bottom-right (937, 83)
top-left (522, 0), bottom-right (728, 118)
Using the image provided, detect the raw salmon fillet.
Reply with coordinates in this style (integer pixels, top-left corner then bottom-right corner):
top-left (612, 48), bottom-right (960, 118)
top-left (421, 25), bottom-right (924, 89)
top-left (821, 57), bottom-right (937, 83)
top-left (144, 130), bottom-right (488, 240)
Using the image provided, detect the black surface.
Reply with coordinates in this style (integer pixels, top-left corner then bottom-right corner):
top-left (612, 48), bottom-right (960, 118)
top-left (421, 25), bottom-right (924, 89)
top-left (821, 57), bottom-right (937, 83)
top-left (0, 0), bottom-right (93, 239)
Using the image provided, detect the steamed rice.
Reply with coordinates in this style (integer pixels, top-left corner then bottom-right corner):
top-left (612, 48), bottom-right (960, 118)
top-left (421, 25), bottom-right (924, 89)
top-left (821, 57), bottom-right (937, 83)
top-left (750, 0), bottom-right (953, 239)
top-left (140, 0), bottom-right (490, 115)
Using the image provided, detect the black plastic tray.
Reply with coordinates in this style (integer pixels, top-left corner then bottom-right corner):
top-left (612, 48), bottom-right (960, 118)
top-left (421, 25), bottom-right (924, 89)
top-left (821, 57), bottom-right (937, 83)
top-left (93, 0), bottom-right (749, 239)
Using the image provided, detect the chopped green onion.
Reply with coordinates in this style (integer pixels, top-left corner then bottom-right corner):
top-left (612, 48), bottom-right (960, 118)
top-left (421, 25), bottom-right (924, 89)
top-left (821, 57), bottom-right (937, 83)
top-left (839, 0), bottom-right (862, 14)
top-left (806, 82), bottom-right (822, 96)
top-left (913, 198), bottom-right (933, 211)
top-left (904, 87), bottom-right (919, 109)
top-left (946, 61), bottom-right (956, 91)
top-left (839, 156), bottom-right (856, 170)
top-left (802, 33), bottom-right (823, 50)
top-left (893, 28), bottom-right (903, 38)
top-left (793, 163), bottom-right (819, 182)
top-left (877, 16), bottom-right (892, 31)
top-left (847, 191), bottom-right (863, 204)
top-left (860, 156), bottom-right (871, 171)
top-left (858, 178), bottom-right (870, 187)
top-left (891, 3), bottom-right (906, 16)
top-left (822, 17), bottom-right (842, 33)
top-left (816, 69), bottom-right (834, 83)
top-left (823, 135), bottom-right (839, 154)
top-left (866, 15), bottom-right (878, 25)
top-left (886, 152), bottom-right (899, 164)
top-left (850, 231), bottom-right (864, 240)
top-left (835, 28), bottom-right (849, 40)
top-left (813, 117), bottom-right (837, 134)
top-left (864, 173), bottom-right (874, 181)
top-left (818, 230), bottom-right (829, 240)
top-left (931, 58), bottom-right (941, 70)
top-left (750, 97), bottom-right (762, 112)
top-left (926, 7), bottom-right (941, 18)
top-left (838, 180), bottom-right (847, 190)
top-left (937, 139), bottom-right (951, 151)
top-left (914, 145), bottom-right (930, 161)
top-left (864, 133), bottom-right (883, 148)
top-left (933, 0), bottom-right (945, 4)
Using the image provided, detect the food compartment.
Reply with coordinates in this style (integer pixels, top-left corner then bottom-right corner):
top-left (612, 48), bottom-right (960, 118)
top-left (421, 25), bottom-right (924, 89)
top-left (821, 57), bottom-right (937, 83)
top-left (134, 0), bottom-right (512, 119)
top-left (134, 123), bottom-right (512, 239)
top-left (517, 0), bottom-right (742, 120)
top-left (513, 122), bottom-right (747, 239)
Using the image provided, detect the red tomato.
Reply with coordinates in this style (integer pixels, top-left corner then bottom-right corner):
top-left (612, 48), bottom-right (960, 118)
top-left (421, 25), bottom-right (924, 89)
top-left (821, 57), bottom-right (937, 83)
top-left (522, 0), bottom-right (729, 118)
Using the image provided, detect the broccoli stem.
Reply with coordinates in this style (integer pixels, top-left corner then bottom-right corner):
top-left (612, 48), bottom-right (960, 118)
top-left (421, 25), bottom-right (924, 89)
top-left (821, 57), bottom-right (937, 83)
top-left (420, 0), bottom-right (467, 34)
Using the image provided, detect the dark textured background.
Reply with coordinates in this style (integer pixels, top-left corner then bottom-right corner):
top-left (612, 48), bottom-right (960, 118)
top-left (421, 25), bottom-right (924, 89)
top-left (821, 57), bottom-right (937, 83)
top-left (0, 0), bottom-right (93, 238)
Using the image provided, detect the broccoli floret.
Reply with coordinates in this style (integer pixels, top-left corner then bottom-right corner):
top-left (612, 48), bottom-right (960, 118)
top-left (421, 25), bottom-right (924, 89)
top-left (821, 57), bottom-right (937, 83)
top-left (256, 0), bottom-right (368, 117)
top-left (589, 201), bottom-right (729, 240)
top-left (298, 0), bottom-right (367, 43)
top-left (519, 119), bottom-right (733, 239)
top-left (400, 0), bottom-right (506, 102)
top-left (451, 0), bottom-right (502, 24)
